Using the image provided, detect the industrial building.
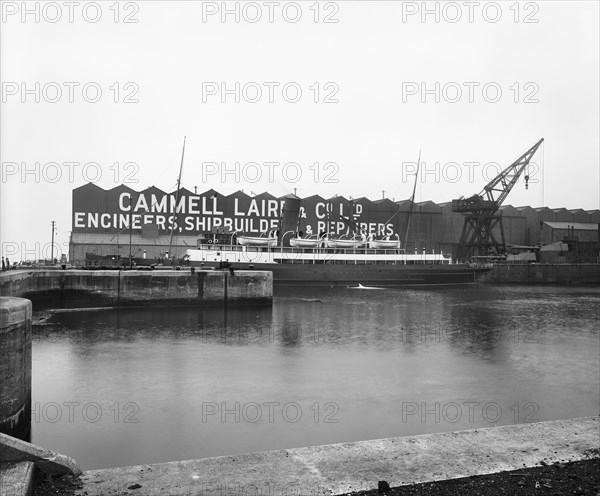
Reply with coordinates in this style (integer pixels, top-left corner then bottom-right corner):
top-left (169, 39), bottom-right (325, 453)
top-left (68, 183), bottom-right (600, 264)
top-left (540, 222), bottom-right (599, 245)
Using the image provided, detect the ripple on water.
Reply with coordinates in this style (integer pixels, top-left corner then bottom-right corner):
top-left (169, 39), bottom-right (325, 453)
top-left (31, 285), bottom-right (600, 469)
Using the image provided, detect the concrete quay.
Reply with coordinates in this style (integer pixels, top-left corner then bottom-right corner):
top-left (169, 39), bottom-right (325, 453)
top-left (26, 416), bottom-right (599, 496)
top-left (0, 432), bottom-right (81, 496)
top-left (482, 263), bottom-right (600, 284)
top-left (0, 297), bottom-right (31, 440)
top-left (0, 432), bottom-right (81, 476)
top-left (0, 461), bottom-right (35, 496)
top-left (0, 269), bottom-right (272, 308)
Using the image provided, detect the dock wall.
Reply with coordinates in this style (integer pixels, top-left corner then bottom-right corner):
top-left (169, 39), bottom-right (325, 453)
top-left (0, 270), bottom-right (272, 308)
top-left (0, 297), bottom-right (31, 440)
top-left (482, 263), bottom-right (600, 284)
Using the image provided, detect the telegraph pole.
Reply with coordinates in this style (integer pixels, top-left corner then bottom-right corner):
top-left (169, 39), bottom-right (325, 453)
top-left (129, 196), bottom-right (133, 269)
top-left (50, 221), bottom-right (56, 263)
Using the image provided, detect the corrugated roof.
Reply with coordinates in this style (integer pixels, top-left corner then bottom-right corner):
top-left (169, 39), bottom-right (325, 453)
top-left (70, 186), bottom-right (600, 213)
top-left (543, 222), bottom-right (598, 230)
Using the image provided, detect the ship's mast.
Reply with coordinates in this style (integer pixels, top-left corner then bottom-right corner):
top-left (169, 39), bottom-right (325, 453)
top-left (403, 150), bottom-right (420, 250)
top-left (167, 136), bottom-right (186, 262)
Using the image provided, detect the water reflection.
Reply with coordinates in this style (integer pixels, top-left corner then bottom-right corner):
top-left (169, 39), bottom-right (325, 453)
top-left (31, 285), bottom-right (599, 470)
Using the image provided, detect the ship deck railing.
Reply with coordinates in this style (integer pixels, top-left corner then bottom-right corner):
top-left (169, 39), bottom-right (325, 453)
top-left (196, 243), bottom-right (421, 256)
top-left (193, 243), bottom-right (452, 264)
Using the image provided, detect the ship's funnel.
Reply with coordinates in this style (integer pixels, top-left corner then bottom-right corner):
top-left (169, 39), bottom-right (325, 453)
top-left (278, 194), bottom-right (301, 246)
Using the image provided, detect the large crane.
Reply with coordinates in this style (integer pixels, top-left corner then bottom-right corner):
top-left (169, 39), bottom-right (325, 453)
top-left (452, 138), bottom-right (544, 261)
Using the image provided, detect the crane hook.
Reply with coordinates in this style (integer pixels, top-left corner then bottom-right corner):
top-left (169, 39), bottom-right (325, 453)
top-left (525, 174), bottom-right (530, 190)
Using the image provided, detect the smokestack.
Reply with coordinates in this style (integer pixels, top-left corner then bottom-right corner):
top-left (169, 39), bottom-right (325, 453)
top-left (278, 194), bottom-right (301, 247)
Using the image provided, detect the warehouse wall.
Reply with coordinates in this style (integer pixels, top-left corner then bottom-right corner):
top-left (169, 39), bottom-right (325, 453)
top-left (541, 225), bottom-right (600, 244)
top-left (68, 185), bottom-right (600, 261)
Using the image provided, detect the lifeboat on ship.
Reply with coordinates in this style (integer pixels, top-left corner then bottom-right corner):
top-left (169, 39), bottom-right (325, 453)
top-left (289, 237), bottom-right (322, 248)
top-left (237, 236), bottom-right (277, 248)
top-left (326, 238), bottom-right (364, 249)
top-left (368, 235), bottom-right (401, 250)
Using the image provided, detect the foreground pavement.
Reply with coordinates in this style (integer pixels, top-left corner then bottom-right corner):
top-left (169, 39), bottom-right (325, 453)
top-left (30, 416), bottom-right (599, 495)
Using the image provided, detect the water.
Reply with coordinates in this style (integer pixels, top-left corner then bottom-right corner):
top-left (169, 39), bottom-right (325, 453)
top-left (31, 285), bottom-right (599, 470)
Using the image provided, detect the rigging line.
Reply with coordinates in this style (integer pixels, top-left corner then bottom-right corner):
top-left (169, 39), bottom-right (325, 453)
top-left (146, 152), bottom-right (180, 193)
top-left (358, 165), bottom-right (421, 239)
top-left (380, 165), bottom-right (427, 227)
top-left (381, 194), bottom-right (408, 226)
top-left (382, 208), bottom-right (400, 226)
top-left (541, 140), bottom-right (545, 207)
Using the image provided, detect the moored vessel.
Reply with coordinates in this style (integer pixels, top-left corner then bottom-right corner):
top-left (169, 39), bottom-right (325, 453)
top-left (186, 242), bottom-right (488, 286)
top-left (186, 153), bottom-right (489, 286)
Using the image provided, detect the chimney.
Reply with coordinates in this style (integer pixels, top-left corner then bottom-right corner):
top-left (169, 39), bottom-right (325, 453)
top-left (278, 194), bottom-right (302, 247)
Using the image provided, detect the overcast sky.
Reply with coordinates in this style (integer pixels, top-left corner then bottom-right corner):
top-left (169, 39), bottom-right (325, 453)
top-left (1, 0), bottom-right (599, 260)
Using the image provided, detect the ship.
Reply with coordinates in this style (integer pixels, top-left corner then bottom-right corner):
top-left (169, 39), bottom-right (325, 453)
top-left (185, 241), bottom-right (489, 286)
top-left (185, 156), bottom-right (490, 286)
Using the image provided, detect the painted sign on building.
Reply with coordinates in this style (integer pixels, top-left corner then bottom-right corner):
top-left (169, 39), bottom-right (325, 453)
top-left (72, 183), bottom-right (404, 238)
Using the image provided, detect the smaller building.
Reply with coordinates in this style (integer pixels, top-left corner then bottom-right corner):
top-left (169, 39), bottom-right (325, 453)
top-left (540, 222), bottom-right (599, 245)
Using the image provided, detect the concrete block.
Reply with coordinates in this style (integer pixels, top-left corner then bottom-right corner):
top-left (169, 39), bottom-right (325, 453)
top-left (0, 298), bottom-right (32, 439)
top-left (0, 270), bottom-right (273, 308)
top-left (0, 297), bottom-right (32, 328)
top-left (0, 433), bottom-right (81, 476)
top-left (227, 271), bottom-right (272, 303)
top-left (198, 271), bottom-right (226, 302)
top-left (0, 461), bottom-right (34, 496)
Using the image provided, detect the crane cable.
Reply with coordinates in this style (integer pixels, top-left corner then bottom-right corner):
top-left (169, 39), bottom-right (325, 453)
top-left (541, 140), bottom-right (545, 207)
top-left (525, 138), bottom-right (544, 192)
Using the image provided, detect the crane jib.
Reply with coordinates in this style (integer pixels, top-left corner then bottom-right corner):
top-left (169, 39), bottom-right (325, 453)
top-left (452, 138), bottom-right (544, 261)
